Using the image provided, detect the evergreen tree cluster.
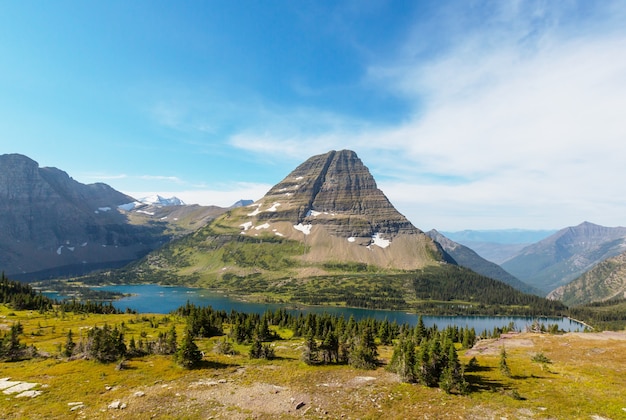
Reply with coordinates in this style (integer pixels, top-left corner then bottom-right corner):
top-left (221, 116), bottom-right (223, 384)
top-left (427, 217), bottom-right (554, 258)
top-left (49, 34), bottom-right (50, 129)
top-left (0, 272), bottom-right (53, 311)
top-left (388, 327), bottom-right (468, 394)
top-left (80, 324), bottom-right (127, 363)
top-left (0, 322), bottom-right (35, 361)
top-left (176, 302), bottom-right (224, 338)
top-left (411, 266), bottom-right (568, 315)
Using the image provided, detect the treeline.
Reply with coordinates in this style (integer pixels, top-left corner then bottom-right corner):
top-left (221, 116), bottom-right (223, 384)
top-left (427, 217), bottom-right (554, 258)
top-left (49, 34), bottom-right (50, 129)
top-left (412, 266), bottom-right (568, 316)
top-left (0, 272), bottom-right (124, 314)
top-left (569, 297), bottom-right (626, 330)
top-left (0, 272), bottom-right (53, 311)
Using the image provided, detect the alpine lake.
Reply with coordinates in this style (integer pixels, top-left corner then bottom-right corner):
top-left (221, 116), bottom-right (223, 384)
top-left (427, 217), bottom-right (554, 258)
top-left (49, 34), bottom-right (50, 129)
top-left (47, 284), bottom-right (585, 333)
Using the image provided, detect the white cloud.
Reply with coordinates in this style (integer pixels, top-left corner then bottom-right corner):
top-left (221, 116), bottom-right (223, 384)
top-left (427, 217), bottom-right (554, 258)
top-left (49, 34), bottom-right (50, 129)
top-left (227, 2), bottom-right (626, 229)
top-left (138, 175), bottom-right (184, 184)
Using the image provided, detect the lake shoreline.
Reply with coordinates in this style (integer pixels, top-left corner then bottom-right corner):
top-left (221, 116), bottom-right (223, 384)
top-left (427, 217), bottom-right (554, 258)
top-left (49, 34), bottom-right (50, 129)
top-left (45, 283), bottom-right (586, 332)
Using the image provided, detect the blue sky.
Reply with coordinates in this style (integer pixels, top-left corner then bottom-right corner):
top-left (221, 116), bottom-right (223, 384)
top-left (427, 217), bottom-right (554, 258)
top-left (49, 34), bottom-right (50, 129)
top-left (2, 0), bottom-right (626, 231)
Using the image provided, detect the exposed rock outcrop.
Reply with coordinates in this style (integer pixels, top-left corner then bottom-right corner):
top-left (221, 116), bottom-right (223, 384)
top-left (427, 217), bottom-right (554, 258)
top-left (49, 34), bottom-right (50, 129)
top-left (0, 154), bottom-right (224, 279)
top-left (257, 150), bottom-right (421, 238)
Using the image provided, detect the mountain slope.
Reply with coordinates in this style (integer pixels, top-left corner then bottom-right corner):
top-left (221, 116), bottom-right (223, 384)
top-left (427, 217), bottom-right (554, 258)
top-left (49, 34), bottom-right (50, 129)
top-left (426, 230), bottom-right (541, 295)
top-left (442, 229), bottom-right (556, 264)
top-left (81, 150), bottom-right (567, 314)
top-left (120, 150), bottom-right (443, 285)
top-left (110, 150), bottom-right (444, 286)
top-left (501, 222), bottom-right (626, 294)
top-left (0, 154), bottom-right (225, 279)
top-left (548, 250), bottom-right (626, 305)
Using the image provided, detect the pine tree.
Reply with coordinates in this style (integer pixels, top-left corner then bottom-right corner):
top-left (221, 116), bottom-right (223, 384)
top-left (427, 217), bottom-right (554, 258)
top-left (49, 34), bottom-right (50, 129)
top-left (499, 346), bottom-right (511, 377)
top-left (301, 331), bottom-right (318, 365)
top-left (249, 334), bottom-right (263, 359)
top-left (439, 343), bottom-right (468, 394)
top-left (348, 327), bottom-right (378, 369)
top-left (64, 329), bottom-right (76, 357)
top-left (388, 335), bottom-right (416, 382)
top-left (166, 324), bottom-right (178, 354)
top-left (175, 331), bottom-right (203, 369)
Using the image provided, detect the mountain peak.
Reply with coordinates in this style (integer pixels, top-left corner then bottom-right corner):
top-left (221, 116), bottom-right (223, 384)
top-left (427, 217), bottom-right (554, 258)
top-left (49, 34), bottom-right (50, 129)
top-left (255, 149), bottom-right (420, 239)
top-left (139, 195), bottom-right (185, 206)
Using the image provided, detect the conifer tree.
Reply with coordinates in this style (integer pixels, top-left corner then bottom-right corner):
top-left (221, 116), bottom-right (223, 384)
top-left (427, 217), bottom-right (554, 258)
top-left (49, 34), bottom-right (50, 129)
top-left (175, 330), bottom-right (202, 369)
top-left (302, 331), bottom-right (318, 365)
top-left (64, 329), bottom-right (76, 357)
top-left (439, 343), bottom-right (468, 394)
top-left (388, 335), bottom-right (416, 382)
top-left (348, 327), bottom-right (378, 369)
top-left (499, 346), bottom-right (511, 377)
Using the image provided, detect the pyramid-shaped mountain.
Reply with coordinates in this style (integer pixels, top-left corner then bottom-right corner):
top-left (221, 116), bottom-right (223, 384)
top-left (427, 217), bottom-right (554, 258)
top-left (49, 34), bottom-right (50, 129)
top-left (231, 150), bottom-right (440, 270)
top-left (104, 150), bottom-right (565, 312)
top-left (125, 150), bottom-right (444, 287)
top-left (255, 149), bottom-right (420, 238)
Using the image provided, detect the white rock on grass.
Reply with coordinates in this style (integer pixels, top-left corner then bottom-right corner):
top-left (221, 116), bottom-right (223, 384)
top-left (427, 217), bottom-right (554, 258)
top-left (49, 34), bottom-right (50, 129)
top-left (16, 390), bottom-right (42, 398)
top-left (3, 382), bottom-right (38, 394)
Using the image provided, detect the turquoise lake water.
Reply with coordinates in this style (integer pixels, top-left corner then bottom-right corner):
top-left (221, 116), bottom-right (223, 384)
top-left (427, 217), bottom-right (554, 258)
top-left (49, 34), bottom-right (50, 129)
top-left (46, 284), bottom-right (585, 332)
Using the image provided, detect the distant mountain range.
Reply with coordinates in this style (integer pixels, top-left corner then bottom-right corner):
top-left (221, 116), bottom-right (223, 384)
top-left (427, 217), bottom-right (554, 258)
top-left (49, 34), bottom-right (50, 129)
top-left (548, 250), bottom-right (626, 305)
top-left (0, 154), bottom-right (227, 279)
top-left (501, 222), bottom-right (626, 294)
top-left (426, 230), bottom-right (540, 295)
top-left (3, 152), bottom-right (625, 308)
top-left (441, 229), bottom-right (557, 264)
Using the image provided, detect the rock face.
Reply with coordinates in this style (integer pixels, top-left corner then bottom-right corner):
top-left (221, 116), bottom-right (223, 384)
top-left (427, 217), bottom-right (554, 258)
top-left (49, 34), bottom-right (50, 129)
top-left (0, 154), bottom-right (223, 279)
top-left (258, 150), bottom-right (421, 238)
top-left (501, 221), bottom-right (626, 294)
top-left (134, 150), bottom-right (444, 282)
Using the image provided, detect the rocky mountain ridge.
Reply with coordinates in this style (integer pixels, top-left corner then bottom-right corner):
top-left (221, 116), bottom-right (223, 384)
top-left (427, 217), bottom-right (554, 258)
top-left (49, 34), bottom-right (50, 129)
top-left (548, 250), bottom-right (626, 305)
top-left (501, 221), bottom-right (626, 294)
top-left (0, 153), bottom-right (226, 279)
top-left (426, 230), bottom-right (540, 295)
top-left (120, 150), bottom-right (446, 288)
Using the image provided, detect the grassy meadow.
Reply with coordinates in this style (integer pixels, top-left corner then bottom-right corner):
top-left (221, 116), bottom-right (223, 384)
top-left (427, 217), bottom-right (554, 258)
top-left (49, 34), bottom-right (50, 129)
top-left (1, 304), bottom-right (626, 419)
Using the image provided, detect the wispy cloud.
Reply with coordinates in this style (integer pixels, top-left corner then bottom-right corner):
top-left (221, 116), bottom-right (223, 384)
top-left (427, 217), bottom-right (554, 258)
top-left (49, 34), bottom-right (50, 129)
top-left (138, 175), bottom-right (184, 184)
top-left (227, 1), bottom-right (626, 229)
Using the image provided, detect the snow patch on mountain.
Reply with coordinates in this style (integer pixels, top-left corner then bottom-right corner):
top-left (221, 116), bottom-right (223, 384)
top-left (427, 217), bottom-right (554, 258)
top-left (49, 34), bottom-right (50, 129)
top-left (139, 195), bottom-right (185, 206)
top-left (118, 195), bottom-right (185, 212)
top-left (247, 204), bottom-right (262, 216)
top-left (136, 210), bottom-right (155, 216)
top-left (267, 202), bottom-right (281, 212)
top-left (371, 233), bottom-right (390, 249)
top-left (294, 223), bottom-right (312, 235)
top-left (118, 202), bottom-right (141, 211)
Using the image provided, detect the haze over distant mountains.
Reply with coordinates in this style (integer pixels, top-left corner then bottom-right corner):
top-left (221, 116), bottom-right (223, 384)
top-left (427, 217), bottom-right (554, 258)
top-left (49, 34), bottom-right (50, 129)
top-left (442, 229), bottom-right (557, 264)
top-left (548, 250), bottom-right (626, 305)
top-left (501, 222), bottom-right (626, 294)
top-left (426, 230), bottom-right (540, 295)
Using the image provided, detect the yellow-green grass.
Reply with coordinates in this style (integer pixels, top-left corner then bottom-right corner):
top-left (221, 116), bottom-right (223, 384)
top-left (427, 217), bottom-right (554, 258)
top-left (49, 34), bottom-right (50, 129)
top-left (1, 305), bottom-right (626, 419)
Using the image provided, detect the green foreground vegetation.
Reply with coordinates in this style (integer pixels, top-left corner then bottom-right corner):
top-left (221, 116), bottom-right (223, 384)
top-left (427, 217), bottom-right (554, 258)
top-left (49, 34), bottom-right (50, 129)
top-left (1, 306), bottom-right (626, 418)
top-left (2, 274), bottom-right (626, 419)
